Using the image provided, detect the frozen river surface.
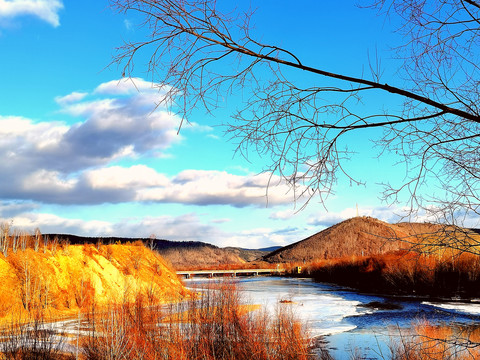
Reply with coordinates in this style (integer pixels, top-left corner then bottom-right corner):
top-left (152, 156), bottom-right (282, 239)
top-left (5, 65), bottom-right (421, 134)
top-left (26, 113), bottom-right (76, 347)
top-left (186, 276), bottom-right (480, 359)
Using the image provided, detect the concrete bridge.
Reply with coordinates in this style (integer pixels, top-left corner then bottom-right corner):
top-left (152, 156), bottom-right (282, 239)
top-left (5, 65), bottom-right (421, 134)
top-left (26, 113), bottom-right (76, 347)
top-left (176, 268), bottom-right (285, 279)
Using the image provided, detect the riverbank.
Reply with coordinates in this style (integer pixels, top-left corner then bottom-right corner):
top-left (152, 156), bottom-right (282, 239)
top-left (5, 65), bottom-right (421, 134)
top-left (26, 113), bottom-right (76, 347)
top-left (1, 280), bottom-right (318, 360)
top-left (292, 250), bottom-right (480, 300)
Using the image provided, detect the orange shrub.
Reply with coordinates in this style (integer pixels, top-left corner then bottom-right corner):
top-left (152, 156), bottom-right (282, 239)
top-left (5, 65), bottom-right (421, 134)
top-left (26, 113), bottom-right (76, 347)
top-left (303, 250), bottom-right (480, 298)
top-left (82, 280), bottom-right (317, 360)
top-left (391, 321), bottom-right (480, 360)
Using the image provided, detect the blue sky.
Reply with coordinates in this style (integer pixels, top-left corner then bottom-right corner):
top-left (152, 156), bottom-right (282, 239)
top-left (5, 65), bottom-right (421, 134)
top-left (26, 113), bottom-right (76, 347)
top-left (0, 1), bottom-right (425, 248)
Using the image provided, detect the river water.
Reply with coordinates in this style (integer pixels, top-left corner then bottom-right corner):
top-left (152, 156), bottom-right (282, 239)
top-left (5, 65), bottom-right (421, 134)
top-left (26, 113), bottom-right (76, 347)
top-left (186, 276), bottom-right (480, 360)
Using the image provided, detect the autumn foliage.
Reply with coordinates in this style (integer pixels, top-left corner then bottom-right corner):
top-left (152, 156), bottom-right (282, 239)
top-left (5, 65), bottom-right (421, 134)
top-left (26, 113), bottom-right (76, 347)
top-left (82, 282), bottom-right (317, 360)
top-left (302, 250), bottom-right (480, 298)
top-left (0, 228), bottom-right (185, 323)
top-left (0, 226), bottom-right (317, 360)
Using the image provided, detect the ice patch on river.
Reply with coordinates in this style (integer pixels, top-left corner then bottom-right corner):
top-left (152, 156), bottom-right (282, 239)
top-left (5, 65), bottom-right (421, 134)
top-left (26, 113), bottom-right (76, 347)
top-left (188, 277), bottom-right (367, 336)
top-left (236, 277), bottom-right (373, 337)
top-left (422, 301), bottom-right (480, 316)
top-left (187, 276), bottom-right (480, 359)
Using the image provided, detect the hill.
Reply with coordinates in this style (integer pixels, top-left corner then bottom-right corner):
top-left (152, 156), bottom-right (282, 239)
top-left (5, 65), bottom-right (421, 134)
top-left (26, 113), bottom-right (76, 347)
top-left (44, 234), bottom-right (271, 269)
top-left (157, 242), bottom-right (249, 269)
top-left (0, 242), bottom-right (186, 322)
top-left (223, 246), bottom-right (281, 262)
top-left (263, 216), bottom-right (437, 263)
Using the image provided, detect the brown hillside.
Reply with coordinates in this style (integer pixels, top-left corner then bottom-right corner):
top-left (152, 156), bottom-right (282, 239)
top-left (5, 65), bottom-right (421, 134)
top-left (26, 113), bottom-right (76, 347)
top-left (0, 243), bottom-right (186, 323)
top-left (263, 217), bottom-right (420, 263)
top-left (396, 222), bottom-right (444, 237)
top-left (160, 244), bottom-right (248, 269)
top-left (223, 247), bottom-right (271, 262)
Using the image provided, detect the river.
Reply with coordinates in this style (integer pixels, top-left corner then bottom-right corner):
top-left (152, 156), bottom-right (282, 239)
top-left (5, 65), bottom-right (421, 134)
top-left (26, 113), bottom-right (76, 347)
top-left (185, 276), bottom-right (480, 359)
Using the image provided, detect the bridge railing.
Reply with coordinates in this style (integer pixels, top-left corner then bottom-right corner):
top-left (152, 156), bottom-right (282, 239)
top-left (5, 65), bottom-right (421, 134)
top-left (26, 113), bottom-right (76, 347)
top-left (176, 268), bottom-right (285, 279)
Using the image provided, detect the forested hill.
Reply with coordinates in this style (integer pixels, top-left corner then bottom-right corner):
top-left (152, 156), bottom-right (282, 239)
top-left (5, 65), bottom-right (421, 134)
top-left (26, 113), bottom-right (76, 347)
top-left (262, 217), bottom-right (444, 263)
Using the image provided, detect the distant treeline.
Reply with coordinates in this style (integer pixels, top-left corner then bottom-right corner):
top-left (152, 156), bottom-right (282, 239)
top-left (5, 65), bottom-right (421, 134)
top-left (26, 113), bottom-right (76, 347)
top-left (44, 234), bottom-right (218, 250)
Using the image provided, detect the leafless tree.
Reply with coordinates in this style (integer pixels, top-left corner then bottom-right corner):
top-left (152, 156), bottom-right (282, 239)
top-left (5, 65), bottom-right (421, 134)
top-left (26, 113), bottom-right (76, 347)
top-left (148, 233), bottom-right (156, 251)
top-left (109, 2), bottom-right (480, 355)
top-left (34, 228), bottom-right (41, 252)
top-left (20, 231), bottom-right (29, 251)
top-left (11, 228), bottom-right (19, 254)
top-left (0, 222), bottom-right (10, 257)
top-left (110, 1), bottom-right (480, 232)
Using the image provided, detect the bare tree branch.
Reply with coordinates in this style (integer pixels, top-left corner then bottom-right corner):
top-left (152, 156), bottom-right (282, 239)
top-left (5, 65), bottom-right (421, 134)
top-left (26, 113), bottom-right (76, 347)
top-left (110, 0), bottom-right (480, 226)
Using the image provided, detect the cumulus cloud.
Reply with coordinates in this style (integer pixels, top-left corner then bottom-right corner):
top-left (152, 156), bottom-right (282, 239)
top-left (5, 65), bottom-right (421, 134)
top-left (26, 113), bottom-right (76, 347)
top-left (0, 201), bottom-right (39, 218)
top-left (86, 165), bottom-right (169, 190)
top-left (0, 209), bottom-right (298, 248)
top-left (0, 78), bottom-right (301, 208)
top-left (0, 0), bottom-right (63, 27)
top-left (0, 78), bottom-right (182, 175)
top-left (136, 170), bottom-right (295, 207)
top-left (1, 164), bottom-right (296, 206)
top-left (8, 212), bottom-right (114, 236)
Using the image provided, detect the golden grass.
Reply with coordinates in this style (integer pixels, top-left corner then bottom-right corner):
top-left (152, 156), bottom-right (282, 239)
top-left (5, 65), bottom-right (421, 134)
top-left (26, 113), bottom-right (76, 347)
top-left (0, 242), bottom-right (186, 325)
top-left (81, 281), bottom-right (317, 360)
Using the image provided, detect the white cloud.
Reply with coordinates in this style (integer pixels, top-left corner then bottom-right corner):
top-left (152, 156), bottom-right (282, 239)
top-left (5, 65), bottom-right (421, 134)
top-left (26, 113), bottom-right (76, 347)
top-left (0, 78), bottom-right (182, 169)
top-left (70, 167), bottom-right (296, 207)
top-left (85, 165), bottom-right (169, 190)
top-left (307, 205), bottom-right (405, 227)
top-left (0, 121), bottom-right (296, 206)
top-left (94, 77), bottom-right (170, 97)
top-left (8, 212), bottom-right (113, 235)
top-left (0, 0), bottom-right (63, 27)
top-left (0, 78), bottom-right (189, 205)
top-left (0, 209), bottom-right (301, 248)
top-left (136, 170), bottom-right (297, 207)
top-left (54, 91), bottom-right (88, 106)
top-left (0, 115), bottom-right (40, 135)
top-left (0, 201), bottom-right (39, 217)
top-left (22, 169), bottom-right (77, 193)
top-left (269, 209), bottom-right (296, 220)
top-left (0, 78), bottom-right (304, 209)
